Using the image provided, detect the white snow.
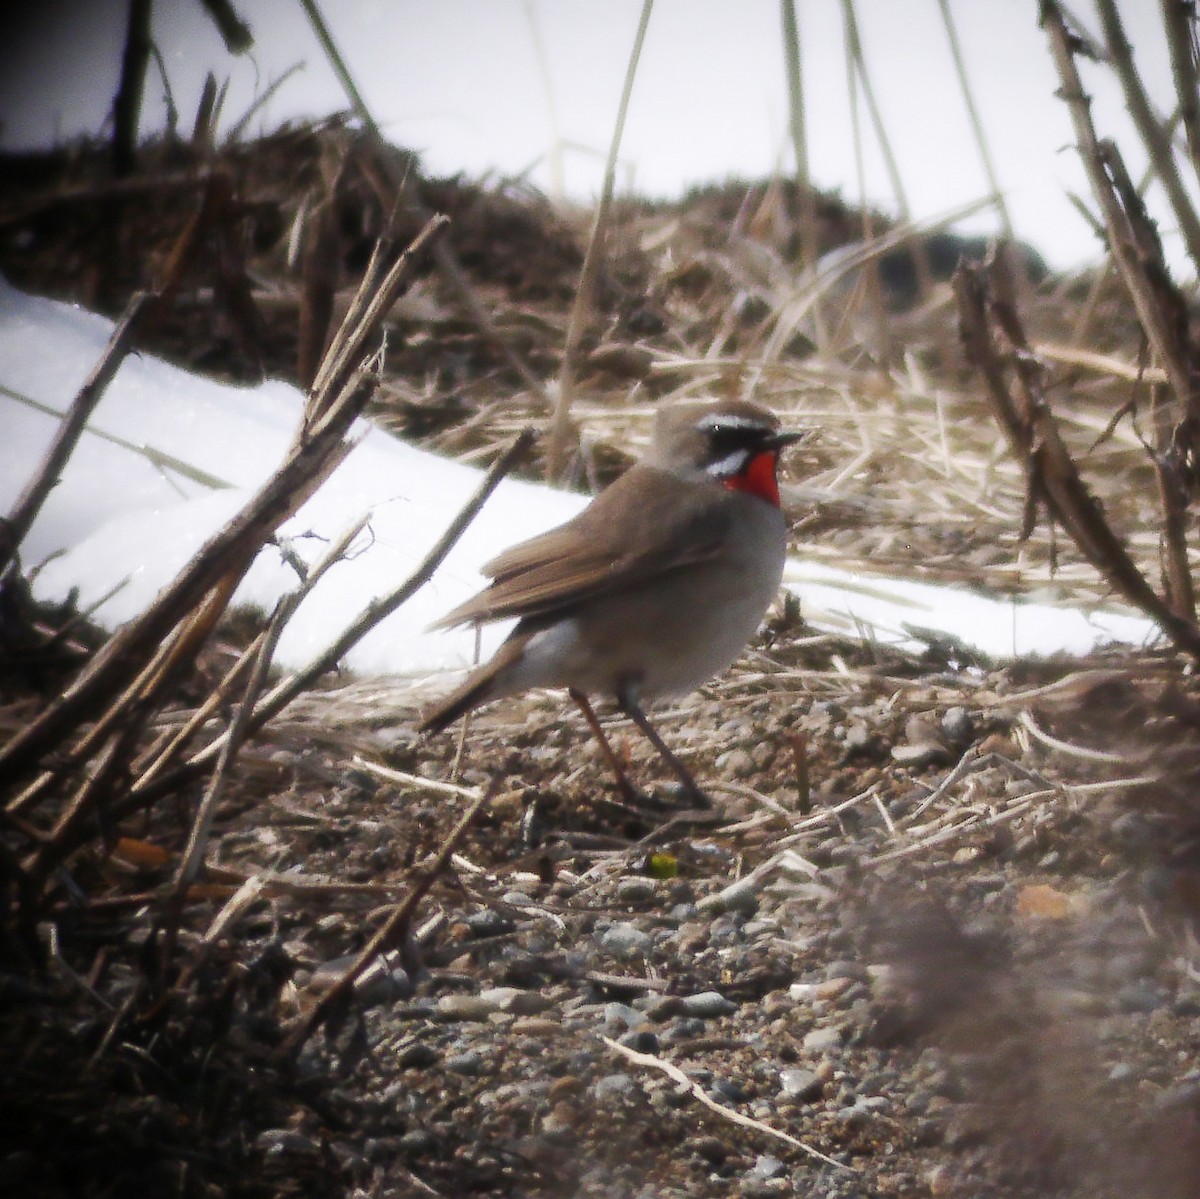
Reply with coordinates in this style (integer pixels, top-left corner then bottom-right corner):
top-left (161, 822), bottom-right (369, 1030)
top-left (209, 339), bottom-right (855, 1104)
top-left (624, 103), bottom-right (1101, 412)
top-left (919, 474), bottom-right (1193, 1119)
top-left (0, 280), bottom-right (1160, 680)
top-left (787, 562), bottom-right (1158, 661)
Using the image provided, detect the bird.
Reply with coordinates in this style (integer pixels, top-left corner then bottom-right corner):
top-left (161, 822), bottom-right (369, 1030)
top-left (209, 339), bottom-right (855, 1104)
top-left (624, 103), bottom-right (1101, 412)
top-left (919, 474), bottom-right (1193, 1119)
top-left (418, 397), bottom-right (802, 805)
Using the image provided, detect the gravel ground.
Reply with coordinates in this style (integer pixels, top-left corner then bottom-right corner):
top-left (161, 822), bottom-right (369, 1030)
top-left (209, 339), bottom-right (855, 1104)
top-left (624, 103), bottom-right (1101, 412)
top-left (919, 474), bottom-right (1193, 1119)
top-left (8, 625), bottom-right (1200, 1198)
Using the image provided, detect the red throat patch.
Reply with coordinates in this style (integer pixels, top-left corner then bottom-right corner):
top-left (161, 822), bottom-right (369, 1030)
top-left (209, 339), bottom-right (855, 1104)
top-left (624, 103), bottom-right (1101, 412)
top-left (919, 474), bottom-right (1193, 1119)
top-left (722, 450), bottom-right (781, 506)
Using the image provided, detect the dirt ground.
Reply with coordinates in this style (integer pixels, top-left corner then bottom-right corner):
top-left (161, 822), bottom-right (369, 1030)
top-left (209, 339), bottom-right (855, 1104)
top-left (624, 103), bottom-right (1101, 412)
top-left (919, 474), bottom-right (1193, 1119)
top-left (4, 126), bottom-right (1200, 1198)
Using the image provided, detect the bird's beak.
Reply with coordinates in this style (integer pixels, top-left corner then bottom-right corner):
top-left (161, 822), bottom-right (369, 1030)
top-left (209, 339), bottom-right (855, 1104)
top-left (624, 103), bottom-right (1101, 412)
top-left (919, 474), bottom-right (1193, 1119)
top-left (763, 429), bottom-right (808, 452)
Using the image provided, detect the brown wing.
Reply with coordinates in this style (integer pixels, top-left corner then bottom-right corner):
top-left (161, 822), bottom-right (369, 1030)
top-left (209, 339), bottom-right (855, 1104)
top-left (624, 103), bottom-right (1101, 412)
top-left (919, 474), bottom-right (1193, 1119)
top-left (431, 465), bottom-right (736, 629)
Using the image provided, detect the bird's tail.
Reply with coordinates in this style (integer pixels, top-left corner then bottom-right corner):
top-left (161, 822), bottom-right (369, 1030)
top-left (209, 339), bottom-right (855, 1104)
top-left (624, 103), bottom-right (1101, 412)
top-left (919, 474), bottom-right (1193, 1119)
top-left (417, 667), bottom-right (498, 735)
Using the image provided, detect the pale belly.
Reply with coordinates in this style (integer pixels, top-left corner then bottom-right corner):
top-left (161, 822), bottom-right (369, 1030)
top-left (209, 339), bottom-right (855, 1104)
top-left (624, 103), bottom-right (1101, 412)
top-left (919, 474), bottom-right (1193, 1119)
top-left (499, 503), bottom-right (787, 702)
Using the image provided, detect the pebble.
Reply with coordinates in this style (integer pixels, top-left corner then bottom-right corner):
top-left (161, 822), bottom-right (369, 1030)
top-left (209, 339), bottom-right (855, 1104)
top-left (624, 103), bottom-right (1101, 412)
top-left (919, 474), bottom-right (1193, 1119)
top-left (436, 994), bottom-right (494, 1022)
top-left (541, 1101), bottom-right (579, 1135)
top-left (464, 909), bottom-right (514, 938)
top-left (825, 959), bottom-right (869, 983)
top-left (761, 990), bottom-right (794, 1017)
top-left (836, 1095), bottom-right (890, 1127)
top-left (717, 747), bottom-right (756, 778)
top-left (602, 1002), bottom-right (649, 1030)
top-left (512, 1017), bottom-right (564, 1037)
top-left (942, 706), bottom-right (974, 743)
top-left (445, 1049), bottom-right (486, 1075)
top-left (660, 1016), bottom-right (708, 1044)
top-left (396, 1042), bottom-right (440, 1069)
top-left (680, 990), bottom-right (737, 1019)
top-left (598, 922), bottom-right (653, 957)
top-left (687, 1134), bottom-right (727, 1164)
top-left (802, 1026), bottom-right (843, 1053)
top-left (751, 1154), bottom-right (786, 1179)
top-left (617, 1029), bottom-right (659, 1053)
top-left (779, 1067), bottom-right (823, 1101)
top-left (616, 877), bottom-right (658, 905)
top-left (709, 1076), bottom-right (748, 1104)
top-left (397, 1129), bottom-right (437, 1155)
top-left (592, 1073), bottom-right (636, 1102)
top-left (255, 1129), bottom-right (321, 1157)
top-left (788, 981), bottom-right (822, 1003)
top-left (698, 876), bottom-right (760, 917)
top-left (477, 986), bottom-right (553, 1015)
top-left (816, 976), bottom-right (854, 1000)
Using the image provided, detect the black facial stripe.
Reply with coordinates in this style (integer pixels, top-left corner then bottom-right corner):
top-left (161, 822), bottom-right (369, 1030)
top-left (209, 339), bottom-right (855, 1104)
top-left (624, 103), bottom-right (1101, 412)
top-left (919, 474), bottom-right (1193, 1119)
top-left (702, 422), bottom-right (774, 457)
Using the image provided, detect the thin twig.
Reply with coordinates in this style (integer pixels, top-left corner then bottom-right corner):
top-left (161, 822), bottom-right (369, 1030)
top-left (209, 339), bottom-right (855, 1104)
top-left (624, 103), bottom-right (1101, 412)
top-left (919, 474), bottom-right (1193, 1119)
top-left (123, 427), bottom-right (533, 811)
top-left (937, 0), bottom-right (1015, 243)
top-left (548, 0), bottom-right (655, 478)
top-left (297, 0), bottom-right (546, 401)
top-left (0, 292), bottom-right (157, 578)
top-left (1095, 0), bottom-right (1200, 267)
top-left (602, 1035), bottom-right (851, 1171)
top-left (1160, 0), bottom-right (1200, 187)
top-left (279, 783), bottom-right (494, 1056)
top-left (780, 0), bottom-right (819, 273)
top-left (0, 216), bottom-right (449, 795)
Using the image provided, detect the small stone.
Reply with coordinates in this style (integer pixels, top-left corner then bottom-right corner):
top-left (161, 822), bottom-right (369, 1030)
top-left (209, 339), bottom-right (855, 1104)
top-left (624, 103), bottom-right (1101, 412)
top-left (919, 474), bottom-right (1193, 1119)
top-left (602, 1002), bottom-right (648, 1030)
top-left (752, 1154), bottom-right (786, 1179)
top-left (836, 1095), bottom-right (889, 1127)
top-left (478, 986), bottom-right (553, 1015)
top-left (396, 1042), bottom-right (440, 1069)
top-left (802, 1025), bottom-right (842, 1053)
top-left (942, 706), bottom-right (974, 744)
top-left (445, 1050), bottom-right (485, 1075)
top-left (436, 994), bottom-right (493, 1022)
top-left (718, 748), bottom-right (756, 778)
top-left (816, 976), bottom-right (854, 1000)
top-left (617, 1029), bottom-right (659, 1053)
top-left (843, 721), bottom-right (873, 752)
top-left (709, 1076), bottom-right (748, 1104)
top-left (825, 960), bottom-right (869, 982)
top-left (688, 1135), bottom-right (727, 1164)
top-left (660, 1016), bottom-right (707, 1044)
top-left (465, 909), bottom-right (514, 938)
top-left (592, 1073), bottom-right (636, 1102)
top-left (398, 1129), bottom-right (437, 1155)
top-left (512, 1017), bottom-right (564, 1037)
top-left (643, 994), bottom-right (684, 1021)
top-left (598, 922), bottom-right (653, 957)
top-left (680, 990), bottom-right (737, 1019)
top-left (616, 877), bottom-right (657, 905)
top-left (779, 1067), bottom-right (823, 1101)
top-left (698, 876), bottom-right (760, 917)
top-left (255, 1129), bottom-right (321, 1157)
top-left (542, 1101), bottom-right (579, 1135)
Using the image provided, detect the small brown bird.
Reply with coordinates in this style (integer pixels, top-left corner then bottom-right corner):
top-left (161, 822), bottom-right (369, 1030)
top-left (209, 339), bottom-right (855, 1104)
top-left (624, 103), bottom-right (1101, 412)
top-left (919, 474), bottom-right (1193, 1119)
top-left (419, 398), bottom-right (801, 803)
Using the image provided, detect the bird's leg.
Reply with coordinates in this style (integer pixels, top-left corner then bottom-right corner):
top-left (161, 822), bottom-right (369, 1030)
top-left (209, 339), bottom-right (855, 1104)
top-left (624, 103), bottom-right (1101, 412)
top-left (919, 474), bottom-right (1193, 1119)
top-left (616, 685), bottom-right (710, 808)
top-left (569, 688), bottom-right (642, 803)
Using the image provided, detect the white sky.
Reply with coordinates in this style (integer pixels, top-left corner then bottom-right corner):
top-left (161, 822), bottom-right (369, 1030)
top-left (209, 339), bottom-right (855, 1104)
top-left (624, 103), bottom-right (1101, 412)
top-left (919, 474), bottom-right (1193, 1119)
top-left (0, 1), bottom-right (1186, 271)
